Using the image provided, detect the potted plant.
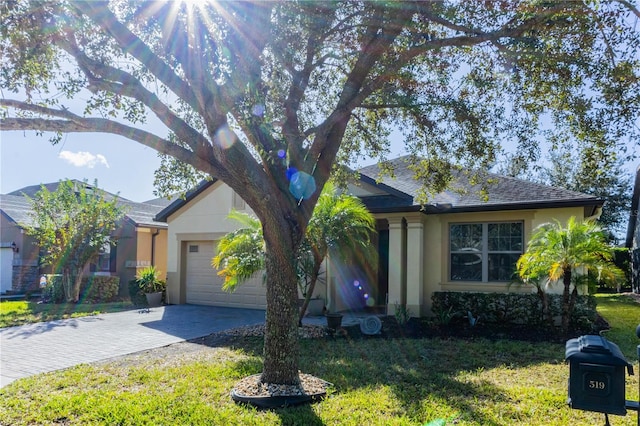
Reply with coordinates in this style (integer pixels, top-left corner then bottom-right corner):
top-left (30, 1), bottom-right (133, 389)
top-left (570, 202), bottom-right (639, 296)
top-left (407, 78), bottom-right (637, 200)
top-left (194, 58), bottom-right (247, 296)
top-left (135, 266), bottom-right (166, 307)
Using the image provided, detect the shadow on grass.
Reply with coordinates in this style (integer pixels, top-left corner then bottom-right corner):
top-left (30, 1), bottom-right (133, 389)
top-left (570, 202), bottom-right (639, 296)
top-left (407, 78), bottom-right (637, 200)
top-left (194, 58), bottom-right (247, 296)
top-left (190, 326), bottom-right (567, 425)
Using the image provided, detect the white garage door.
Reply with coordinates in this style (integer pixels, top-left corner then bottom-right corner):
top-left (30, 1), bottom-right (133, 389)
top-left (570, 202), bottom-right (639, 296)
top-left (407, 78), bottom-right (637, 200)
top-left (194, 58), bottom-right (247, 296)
top-left (0, 248), bottom-right (14, 294)
top-left (185, 241), bottom-right (267, 309)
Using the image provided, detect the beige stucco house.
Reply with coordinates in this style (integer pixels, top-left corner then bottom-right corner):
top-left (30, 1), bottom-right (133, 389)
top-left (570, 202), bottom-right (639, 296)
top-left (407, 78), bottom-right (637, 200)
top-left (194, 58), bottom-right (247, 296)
top-left (0, 181), bottom-right (169, 296)
top-left (156, 156), bottom-right (603, 317)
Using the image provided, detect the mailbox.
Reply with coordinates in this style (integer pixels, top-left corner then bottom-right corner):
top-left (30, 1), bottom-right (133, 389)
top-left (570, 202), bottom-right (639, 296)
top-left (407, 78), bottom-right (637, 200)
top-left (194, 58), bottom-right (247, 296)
top-left (565, 335), bottom-right (634, 415)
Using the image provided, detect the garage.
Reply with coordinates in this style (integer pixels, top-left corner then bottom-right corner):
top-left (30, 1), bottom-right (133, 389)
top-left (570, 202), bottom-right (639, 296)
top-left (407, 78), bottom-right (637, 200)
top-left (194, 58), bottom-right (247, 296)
top-left (185, 241), bottom-right (267, 309)
top-left (0, 247), bottom-right (13, 293)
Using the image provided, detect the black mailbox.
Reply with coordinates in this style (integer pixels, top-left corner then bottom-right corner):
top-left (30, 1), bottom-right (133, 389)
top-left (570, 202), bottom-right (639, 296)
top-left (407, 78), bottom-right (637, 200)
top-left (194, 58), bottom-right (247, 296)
top-left (566, 335), bottom-right (634, 416)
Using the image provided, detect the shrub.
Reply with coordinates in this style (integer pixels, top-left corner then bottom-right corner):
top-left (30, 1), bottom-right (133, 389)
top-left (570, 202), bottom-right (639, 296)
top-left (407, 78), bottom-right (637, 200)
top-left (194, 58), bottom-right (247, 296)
top-left (80, 276), bottom-right (119, 303)
top-left (128, 279), bottom-right (147, 306)
top-left (431, 291), bottom-right (598, 331)
top-left (42, 274), bottom-right (65, 303)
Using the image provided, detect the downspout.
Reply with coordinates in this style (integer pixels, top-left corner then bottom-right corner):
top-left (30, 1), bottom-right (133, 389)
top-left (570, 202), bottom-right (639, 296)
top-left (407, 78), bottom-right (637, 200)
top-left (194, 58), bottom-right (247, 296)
top-left (151, 228), bottom-right (160, 267)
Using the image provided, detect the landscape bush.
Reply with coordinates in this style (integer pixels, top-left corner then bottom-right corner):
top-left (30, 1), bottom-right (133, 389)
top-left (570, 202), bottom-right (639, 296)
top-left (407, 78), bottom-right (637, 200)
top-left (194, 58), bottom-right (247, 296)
top-left (41, 274), bottom-right (119, 304)
top-left (80, 276), bottom-right (119, 303)
top-left (431, 291), bottom-right (598, 330)
top-left (42, 274), bottom-right (65, 303)
top-left (128, 279), bottom-right (147, 306)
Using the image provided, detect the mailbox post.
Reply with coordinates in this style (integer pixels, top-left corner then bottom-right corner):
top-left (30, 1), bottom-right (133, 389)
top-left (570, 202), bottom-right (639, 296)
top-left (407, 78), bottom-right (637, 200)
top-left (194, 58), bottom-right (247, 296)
top-left (565, 325), bottom-right (640, 425)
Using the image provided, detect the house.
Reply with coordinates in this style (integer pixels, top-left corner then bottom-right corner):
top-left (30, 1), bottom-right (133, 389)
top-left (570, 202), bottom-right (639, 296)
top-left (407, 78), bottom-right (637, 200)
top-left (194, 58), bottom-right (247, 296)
top-left (0, 180), bottom-right (169, 296)
top-left (626, 165), bottom-right (640, 293)
top-left (155, 156), bottom-right (603, 316)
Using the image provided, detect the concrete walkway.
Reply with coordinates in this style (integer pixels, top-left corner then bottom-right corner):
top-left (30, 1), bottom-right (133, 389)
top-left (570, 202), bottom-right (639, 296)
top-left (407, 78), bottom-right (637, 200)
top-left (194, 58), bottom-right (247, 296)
top-left (0, 305), bottom-right (268, 388)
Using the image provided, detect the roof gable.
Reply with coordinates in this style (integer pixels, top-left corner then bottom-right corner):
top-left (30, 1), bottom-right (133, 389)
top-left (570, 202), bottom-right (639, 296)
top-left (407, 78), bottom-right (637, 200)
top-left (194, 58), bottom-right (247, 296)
top-left (358, 156), bottom-right (602, 213)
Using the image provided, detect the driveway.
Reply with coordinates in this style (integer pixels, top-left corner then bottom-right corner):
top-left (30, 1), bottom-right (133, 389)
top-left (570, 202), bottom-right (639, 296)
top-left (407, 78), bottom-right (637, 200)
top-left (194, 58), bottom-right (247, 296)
top-left (0, 305), bottom-right (267, 388)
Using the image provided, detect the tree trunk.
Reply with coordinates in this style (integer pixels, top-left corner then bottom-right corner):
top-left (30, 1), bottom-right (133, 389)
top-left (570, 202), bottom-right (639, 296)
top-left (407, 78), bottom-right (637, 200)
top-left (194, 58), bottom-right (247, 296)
top-left (62, 268), bottom-right (74, 303)
top-left (261, 242), bottom-right (301, 385)
top-left (561, 267), bottom-right (572, 335)
top-left (71, 268), bottom-right (83, 302)
top-left (537, 286), bottom-right (553, 328)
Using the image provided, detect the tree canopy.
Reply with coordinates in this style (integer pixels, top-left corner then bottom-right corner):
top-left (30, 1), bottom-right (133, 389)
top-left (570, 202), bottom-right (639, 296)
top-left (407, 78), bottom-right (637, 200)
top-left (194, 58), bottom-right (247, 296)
top-left (2, 1), bottom-right (639, 386)
top-left (22, 179), bottom-right (125, 302)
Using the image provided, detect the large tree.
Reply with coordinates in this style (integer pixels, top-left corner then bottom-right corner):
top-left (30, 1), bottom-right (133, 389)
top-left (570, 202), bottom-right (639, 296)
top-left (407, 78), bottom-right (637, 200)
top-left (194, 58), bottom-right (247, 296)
top-left (214, 182), bottom-right (377, 325)
top-left (22, 180), bottom-right (125, 302)
top-left (2, 1), bottom-right (639, 386)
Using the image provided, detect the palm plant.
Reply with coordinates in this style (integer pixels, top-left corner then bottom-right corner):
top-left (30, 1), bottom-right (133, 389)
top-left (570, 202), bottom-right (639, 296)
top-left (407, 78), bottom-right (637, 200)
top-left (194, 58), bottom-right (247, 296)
top-left (213, 182), bottom-right (377, 325)
top-left (213, 210), bottom-right (265, 291)
top-left (516, 216), bottom-right (624, 334)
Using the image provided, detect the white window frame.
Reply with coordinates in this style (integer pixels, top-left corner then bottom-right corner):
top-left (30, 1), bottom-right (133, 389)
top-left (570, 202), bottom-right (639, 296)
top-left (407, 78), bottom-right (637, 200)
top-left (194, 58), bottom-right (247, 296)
top-left (449, 221), bottom-right (523, 282)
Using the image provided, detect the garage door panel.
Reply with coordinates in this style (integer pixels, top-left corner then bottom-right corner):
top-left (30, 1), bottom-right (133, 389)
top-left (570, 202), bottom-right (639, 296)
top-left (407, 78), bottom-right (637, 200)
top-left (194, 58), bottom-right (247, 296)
top-left (185, 241), bottom-right (266, 309)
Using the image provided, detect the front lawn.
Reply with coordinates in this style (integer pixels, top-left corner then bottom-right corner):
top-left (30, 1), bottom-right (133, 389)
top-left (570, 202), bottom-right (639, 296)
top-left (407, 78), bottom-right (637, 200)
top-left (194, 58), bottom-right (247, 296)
top-left (0, 300), bottom-right (136, 328)
top-left (0, 295), bottom-right (638, 425)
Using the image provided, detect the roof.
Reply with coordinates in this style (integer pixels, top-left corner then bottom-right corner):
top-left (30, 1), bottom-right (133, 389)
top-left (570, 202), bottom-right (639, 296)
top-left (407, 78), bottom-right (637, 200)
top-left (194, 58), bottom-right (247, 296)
top-left (154, 156), bottom-right (603, 222)
top-left (143, 196), bottom-right (175, 207)
top-left (0, 194), bottom-right (32, 226)
top-left (9, 179), bottom-right (124, 201)
top-left (625, 165), bottom-right (640, 248)
top-left (357, 156), bottom-right (603, 214)
top-left (2, 182), bottom-right (167, 228)
top-left (154, 179), bottom-right (217, 222)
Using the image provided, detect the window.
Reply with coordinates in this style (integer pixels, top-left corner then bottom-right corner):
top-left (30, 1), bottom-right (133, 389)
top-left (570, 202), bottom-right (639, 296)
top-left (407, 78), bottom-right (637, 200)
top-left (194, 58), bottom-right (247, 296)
top-left (450, 222), bottom-right (523, 282)
top-left (189, 245), bottom-right (199, 253)
top-left (96, 242), bottom-right (112, 272)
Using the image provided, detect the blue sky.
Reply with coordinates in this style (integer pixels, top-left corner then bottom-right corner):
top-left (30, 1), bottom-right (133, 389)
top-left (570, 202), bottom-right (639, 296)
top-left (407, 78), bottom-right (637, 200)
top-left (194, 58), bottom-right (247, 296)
top-left (1, 130), bottom-right (163, 202)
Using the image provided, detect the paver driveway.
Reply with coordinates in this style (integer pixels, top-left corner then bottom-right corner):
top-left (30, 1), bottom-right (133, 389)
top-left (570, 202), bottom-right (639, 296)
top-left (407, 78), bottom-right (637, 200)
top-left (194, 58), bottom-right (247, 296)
top-left (0, 305), bottom-right (266, 388)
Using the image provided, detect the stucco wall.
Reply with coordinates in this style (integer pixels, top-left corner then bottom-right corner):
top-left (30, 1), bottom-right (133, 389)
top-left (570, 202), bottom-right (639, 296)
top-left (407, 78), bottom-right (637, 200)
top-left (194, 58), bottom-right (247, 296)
top-left (421, 206), bottom-right (589, 314)
top-left (165, 182), bottom-right (255, 304)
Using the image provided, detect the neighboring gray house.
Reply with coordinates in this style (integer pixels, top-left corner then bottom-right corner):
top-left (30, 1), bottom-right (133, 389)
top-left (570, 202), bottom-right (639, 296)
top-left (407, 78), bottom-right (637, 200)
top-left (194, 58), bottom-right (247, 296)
top-left (626, 165), bottom-right (640, 293)
top-left (0, 180), bottom-right (169, 295)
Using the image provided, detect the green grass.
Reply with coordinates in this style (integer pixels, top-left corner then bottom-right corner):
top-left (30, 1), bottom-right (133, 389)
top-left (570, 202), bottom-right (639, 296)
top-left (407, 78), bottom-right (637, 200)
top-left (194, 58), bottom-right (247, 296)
top-left (595, 293), bottom-right (640, 358)
top-left (0, 295), bottom-right (638, 425)
top-left (0, 300), bottom-right (136, 328)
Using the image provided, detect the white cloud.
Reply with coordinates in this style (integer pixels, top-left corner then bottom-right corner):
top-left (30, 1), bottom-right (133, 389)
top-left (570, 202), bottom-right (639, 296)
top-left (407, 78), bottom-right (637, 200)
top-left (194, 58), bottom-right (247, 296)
top-left (59, 151), bottom-right (110, 169)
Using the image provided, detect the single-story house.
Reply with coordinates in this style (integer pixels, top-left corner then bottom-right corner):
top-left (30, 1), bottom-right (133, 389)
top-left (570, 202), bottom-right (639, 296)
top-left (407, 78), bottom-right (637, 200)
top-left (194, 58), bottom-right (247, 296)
top-left (0, 180), bottom-right (169, 296)
top-left (626, 165), bottom-right (640, 293)
top-left (155, 156), bottom-right (603, 317)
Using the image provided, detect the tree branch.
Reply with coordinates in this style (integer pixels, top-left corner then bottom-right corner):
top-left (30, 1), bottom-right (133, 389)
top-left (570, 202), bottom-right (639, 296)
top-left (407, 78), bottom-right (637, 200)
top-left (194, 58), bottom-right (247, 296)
top-left (615, 0), bottom-right (640, 19)
top-left (58, 32), bottom-right (209, 155)
top-left (68, 1), bottom-right (205, 118)
top-left (1, 116), bottom-right (216, 174)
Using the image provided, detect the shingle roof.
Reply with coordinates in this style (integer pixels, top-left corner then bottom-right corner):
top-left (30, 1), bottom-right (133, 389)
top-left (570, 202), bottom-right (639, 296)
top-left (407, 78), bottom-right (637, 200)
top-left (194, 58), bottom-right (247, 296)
top-left (358, 155), bottom-right (602, 213)
top-left (154, 156), bottom-right (603, 221)
top-left (2, 182), bottom-right (167, 228)
top-left (0, 194), bottom-right (33, 226)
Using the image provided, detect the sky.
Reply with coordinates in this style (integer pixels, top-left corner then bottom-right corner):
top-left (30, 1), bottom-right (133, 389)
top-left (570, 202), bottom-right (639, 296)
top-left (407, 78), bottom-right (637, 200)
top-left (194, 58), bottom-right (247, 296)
top-left (1, 130), bottom-right (164, 203)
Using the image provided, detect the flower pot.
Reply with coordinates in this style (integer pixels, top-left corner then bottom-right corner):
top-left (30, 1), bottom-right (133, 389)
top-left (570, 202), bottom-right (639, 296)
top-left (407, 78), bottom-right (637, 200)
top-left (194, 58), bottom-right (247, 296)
top-left (145, 291), bottom-right (163, 307)
top-left (325, 313), bottom-right (343, 329)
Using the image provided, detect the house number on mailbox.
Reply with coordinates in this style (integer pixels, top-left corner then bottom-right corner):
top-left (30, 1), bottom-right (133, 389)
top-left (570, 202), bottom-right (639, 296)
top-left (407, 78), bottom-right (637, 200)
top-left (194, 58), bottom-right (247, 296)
top-left (584, 372), bottom-right (610, 396)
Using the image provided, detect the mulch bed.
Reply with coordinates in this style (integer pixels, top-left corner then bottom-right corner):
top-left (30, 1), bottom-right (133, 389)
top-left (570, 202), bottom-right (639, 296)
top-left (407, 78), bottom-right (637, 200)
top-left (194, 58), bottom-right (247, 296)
top-left (187, 314), bottom-right (611, 349)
